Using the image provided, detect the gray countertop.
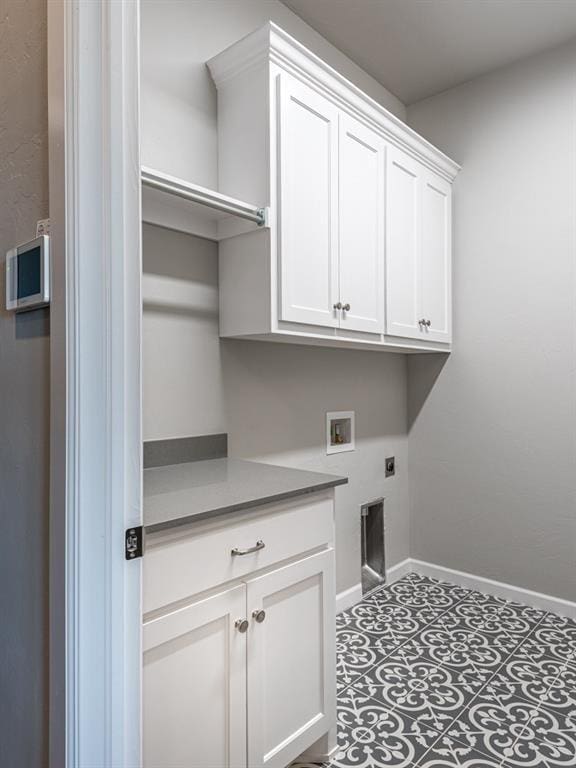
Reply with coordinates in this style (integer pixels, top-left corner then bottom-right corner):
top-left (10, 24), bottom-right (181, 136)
top-left (143, 458), bottom-right (348, 533)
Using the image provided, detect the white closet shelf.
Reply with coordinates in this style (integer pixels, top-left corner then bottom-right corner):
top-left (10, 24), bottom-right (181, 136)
top-left (141, 166), bottom-right (269, 242)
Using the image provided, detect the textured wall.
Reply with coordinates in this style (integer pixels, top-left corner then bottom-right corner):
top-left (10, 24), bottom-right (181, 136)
top-left (0, 0), bottom-right (49, 765)
top-left (407, 41), bottom-right (576, 601)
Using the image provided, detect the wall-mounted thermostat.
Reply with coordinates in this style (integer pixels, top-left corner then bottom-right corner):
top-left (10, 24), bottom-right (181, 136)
top-left (6, 235), bottom-right (50, 312)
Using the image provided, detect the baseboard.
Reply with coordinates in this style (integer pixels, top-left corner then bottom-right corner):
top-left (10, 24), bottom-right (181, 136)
top-left (336, 557), bottom-right (576, 619)
top-left (386, 557), bottom-right (413, 584)
top-left (336, 583), bottom-right (362, 614)
top-left (335, 558), bottom-right (413, 614)
top-left (411, 558), bottom-right (576, 620)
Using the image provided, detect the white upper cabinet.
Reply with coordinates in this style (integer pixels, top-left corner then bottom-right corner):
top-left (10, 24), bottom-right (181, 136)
top-left (278, 75), bottom-right (339, 328)
top-left (386, 151), bottom-right (453, 343)
top-left (421, 169), bottom-right (452, 343)
top-left (208, 22), bottom-right (459, 353)
top-left (386, 147), bottom-right (421, 340)
top-left (338, 113), bottom-right (385, 334)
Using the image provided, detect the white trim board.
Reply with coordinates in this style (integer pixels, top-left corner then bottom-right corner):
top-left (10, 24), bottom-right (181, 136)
top-left (336, 558), bottom-right (576, 620)
top-left (335, 558), bottom-right (412, 614)
top-left (410, 560), bottom-right (576, 620)
top-left (48, 0), bottom-right (142, 765)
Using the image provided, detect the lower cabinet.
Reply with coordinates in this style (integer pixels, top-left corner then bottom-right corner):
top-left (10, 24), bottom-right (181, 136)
top-left (143, 500), bottom-right (336, 768)
top-left (246, 550), bottom-right (335, 768)
top-left (143, 584), bottom-right (247, 768)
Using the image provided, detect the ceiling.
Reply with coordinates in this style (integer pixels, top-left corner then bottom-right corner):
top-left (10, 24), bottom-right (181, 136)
top-left (282, 0), bottom-right (576, 104)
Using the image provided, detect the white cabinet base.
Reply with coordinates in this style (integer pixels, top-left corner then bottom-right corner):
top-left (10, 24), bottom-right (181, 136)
top-left (143, 491), bottom-right (338, 768)
top-left (143, 585), bottom-right (247, 768)
top-left (246, 550), bottom-right (336, 768)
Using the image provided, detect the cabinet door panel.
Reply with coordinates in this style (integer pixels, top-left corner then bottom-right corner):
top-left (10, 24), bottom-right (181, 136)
top-left (278, 74), bottom-right (339, 328)
top-left (385, 147), bottom-right (421, 339)
top-left (143, 586), bottom-right (247, 768)
top-left (246, 550), bottom-right (336, 768)
top-left (421, 170), bottom-right (452, 343)
top-left (339, 114), bottom-right (385, 333)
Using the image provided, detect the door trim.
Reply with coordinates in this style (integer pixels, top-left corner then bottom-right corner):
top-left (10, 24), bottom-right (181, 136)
top-left (48, 1), bottom-right (142, 765)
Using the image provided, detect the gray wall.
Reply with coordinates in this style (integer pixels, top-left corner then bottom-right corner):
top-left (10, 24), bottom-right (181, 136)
top-left (0, 0), bottom-right (49, 764)
top-left (141, 1), bottom-right (411, 593)
top-left (143, 223), bottom-right (410, 593)
top-left (407, 41), bottom-right (576, 601)
top-left (140, 0), bottom-right (406, 189)
top-left (143, 224), bottom-right (225, 439)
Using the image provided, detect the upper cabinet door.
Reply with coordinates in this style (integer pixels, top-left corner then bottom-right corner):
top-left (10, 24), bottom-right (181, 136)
top-left (338, 114), bottom-right (385, 334)
top-left (246, 549), bottom-right (336, 768)
top-left (385, 146), bottom-right (421, 339)
top-left (278, 74), bottom-right (340, 328)
top-left (420, 169), bottom-right (452, 343)
top-left (143, 585), bottom-right (247, 768)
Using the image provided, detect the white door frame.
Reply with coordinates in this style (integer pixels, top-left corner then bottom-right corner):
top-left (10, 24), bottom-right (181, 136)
top-left (48, 1), bottom-right (142, 765)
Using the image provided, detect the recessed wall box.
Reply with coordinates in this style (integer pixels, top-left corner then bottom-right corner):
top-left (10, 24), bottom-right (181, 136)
top-left (361, 498), bottom-right (386, 595)
top-left (326, 411), bottom-right (355, 454)
top-left (6, 235), bottom-right (50, 312)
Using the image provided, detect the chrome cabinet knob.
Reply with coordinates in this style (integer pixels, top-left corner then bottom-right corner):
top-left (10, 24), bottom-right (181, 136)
top-left (235, 619), bottom-right (249, 633)
top-left (252, 609), bottom-right (266, 623)
top-left (342, 303), bottom-right (351, 312)
top-left (425, 319), bottom-right (431, 327)
top-left (333, 302), bottom-right (342, 310)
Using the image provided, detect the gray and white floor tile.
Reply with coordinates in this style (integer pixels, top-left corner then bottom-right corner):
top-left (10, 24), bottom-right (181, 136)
top-left (317, 572), bottom-right (576, 768)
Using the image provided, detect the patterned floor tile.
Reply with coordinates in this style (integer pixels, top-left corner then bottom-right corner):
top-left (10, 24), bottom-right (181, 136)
top-left (504, 706), bottom-right (576, 766)
top-left (381, 576), bottom-right (471, 613)
top-left (405, 624), bottom-right (515, 681)
top-left (333, 691), bottom-right (439, 767)
top-left (490, 655), bottom-right (566, 707)
top-left (352, 650), bottom-right (484, 734)
top-left (329, 576), bottom-right (576, 768)
top-left (337, 627), bottom-right (396, 692)
top-left (432, 600), bottom-right (504, 635)
top-left (540, 663), bottom-right (576, 716)
top-left (417, 735), bottom-right (505, 767)
top-left (447, 684), bottom-right (540, 763)
top-left (516, 613), bottom-right (576, 667)
top-left (337, 601), bottom-right (426, 645)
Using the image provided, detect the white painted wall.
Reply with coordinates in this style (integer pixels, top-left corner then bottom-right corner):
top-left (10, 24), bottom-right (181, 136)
top-left (140, 0), bottom-right (406, 189)
top-left (141, 1), bottom-right (410, 592)
top-left (407, 41), bottom-right (576, 602)
top-left (0, 0), bottom-right (49, 764)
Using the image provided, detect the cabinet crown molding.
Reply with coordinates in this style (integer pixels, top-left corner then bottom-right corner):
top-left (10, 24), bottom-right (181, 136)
top-left (208, 22), bottom-right (460, 183)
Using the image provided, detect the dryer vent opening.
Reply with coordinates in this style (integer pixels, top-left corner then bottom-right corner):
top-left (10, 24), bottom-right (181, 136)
top-left (361, 498), bottom-right (385, 595)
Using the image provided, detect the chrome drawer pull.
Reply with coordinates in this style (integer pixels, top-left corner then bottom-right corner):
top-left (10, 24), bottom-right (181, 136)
top-left (231, 539), bottom-right (265, 557)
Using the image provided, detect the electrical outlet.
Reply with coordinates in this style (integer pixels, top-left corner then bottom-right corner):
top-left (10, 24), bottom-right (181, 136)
top-left (385, 456), bottom-right (395, 477)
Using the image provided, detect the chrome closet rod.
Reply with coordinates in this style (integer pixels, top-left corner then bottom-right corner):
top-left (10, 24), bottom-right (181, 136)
top-left (141, 174), bottom-right (266, 226)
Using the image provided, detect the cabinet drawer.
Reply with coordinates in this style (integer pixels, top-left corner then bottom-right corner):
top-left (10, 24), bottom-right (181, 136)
top-left (143, 491), bottom-right (334, 614)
